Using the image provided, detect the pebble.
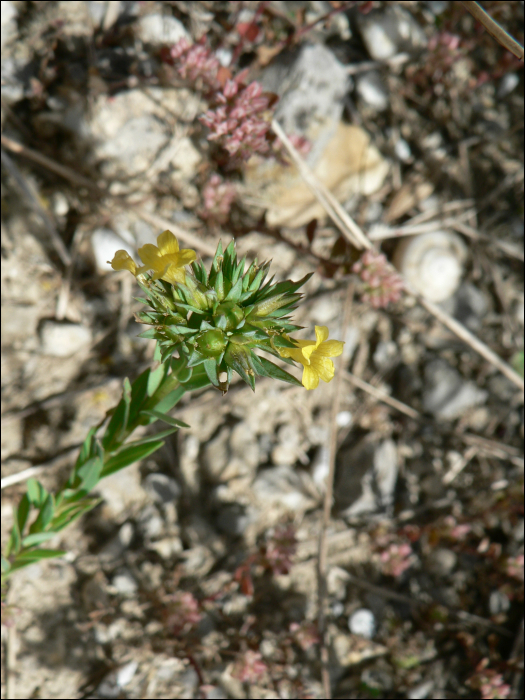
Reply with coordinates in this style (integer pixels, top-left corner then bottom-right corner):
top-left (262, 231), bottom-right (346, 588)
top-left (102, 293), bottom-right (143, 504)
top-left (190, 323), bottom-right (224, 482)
top-left (356, 4), bottom-right (427, 61)
top-left (111, 569), bottom-right (138, 596)
top-left (40, 320), bottom-right (91, 357)
top-left (135, 14), bottom-right (189, 45)
top-left (423, 360), bottom-right (488, 420)
top-left (144, 473), bottom-right (181, 504)
top-left (426, 547), bottom-right (457, 577)
top-left (356, 72), bottom-right (389, 112)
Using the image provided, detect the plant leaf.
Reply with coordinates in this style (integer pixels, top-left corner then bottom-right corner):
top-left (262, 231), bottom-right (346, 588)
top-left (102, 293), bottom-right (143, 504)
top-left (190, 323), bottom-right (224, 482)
top-left (101, 440), bottom-right (165, 479)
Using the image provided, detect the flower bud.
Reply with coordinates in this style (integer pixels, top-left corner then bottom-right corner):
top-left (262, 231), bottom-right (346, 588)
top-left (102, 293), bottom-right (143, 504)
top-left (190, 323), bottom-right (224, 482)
top-left (196, 329), bottom-right (228, 357)
top-left (214, 302), bottom-right (245, 331)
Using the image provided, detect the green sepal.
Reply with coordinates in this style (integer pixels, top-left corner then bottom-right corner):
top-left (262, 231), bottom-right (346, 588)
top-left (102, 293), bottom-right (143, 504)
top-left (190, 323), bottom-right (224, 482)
top-left (203, 358), bottom-right (220, 387)
top-left (138, 328), bottom-right (163, 340)
top-left (214, 270), bottom-right (225, 300)
top-left (224, 276), bottom-right (243, 304)
top-left (186, 348), bottom-right (207, 368)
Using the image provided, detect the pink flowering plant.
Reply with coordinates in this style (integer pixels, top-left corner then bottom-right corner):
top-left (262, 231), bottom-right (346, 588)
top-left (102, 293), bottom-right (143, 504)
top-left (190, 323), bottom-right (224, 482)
top-left (352, 250), bottom-right (405, 309)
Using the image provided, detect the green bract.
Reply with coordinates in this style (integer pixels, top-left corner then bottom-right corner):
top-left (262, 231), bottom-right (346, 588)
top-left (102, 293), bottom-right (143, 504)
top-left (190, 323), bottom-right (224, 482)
top-left (135, 240), bottom-right (312, 392)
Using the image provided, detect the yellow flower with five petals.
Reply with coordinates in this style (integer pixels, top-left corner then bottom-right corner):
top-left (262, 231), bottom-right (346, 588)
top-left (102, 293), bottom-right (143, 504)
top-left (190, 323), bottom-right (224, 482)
top-left (110, 230), bottom-right (197, 285)
top-left (279, 325), bottom-right (344, 390)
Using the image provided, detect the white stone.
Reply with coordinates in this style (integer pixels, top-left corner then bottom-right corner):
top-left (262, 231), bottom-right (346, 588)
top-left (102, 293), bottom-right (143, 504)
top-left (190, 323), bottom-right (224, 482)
top-left (40, 321), bottom-right (91, 357)
top-left (349, 608), bottom-right (375, 639)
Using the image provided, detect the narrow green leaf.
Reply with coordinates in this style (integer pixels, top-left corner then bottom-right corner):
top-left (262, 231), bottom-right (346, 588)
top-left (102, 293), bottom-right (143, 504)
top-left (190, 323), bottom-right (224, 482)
top-left (257, 356), bottom-right (303, 386)
top-left (147, 363), bottom-right (168, 397)
top-left (26, 478), bottom-right (47, 507)
top-left (5, 514), bottom-right (21, 558)
top-left (52, 499), bottom-right (101, 532)
top-left (101, 440), bottom-right (165, 479)
top-left (1, 556), bottom-right (10, 573)
top-left (128, 367), bottom-right (152, 424)
top-left (77, 456), bottom-right (103, 493)
top-left (29, 493), bottom-right (55, 534)
top-left (224, 276), bottom-right (243, 304)
top-left (15, 548), bottom-right (67, 562)
top-left (127, 427), bottom-right (178, 446)
top-left (154, 385), bottom-right (186, 414)
top-left (17, 493), bottom-right (31, 538)
top-left (211, 239), bottom-right (224, 274)
top-left (141, 409), bottom-right (189, 428)
top-left (22, 531), bottom-right (58, 547)
top-left (138, 328), bottom-right (163, 340)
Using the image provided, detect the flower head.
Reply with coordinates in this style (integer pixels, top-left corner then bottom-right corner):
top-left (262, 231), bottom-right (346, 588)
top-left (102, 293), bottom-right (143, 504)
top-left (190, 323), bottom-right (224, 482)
top-left (279, 326), bottom-right (344, 390)
top-left (110, 249), bottom-right (141, 276)
top-left (111, 237), bottom-right (312, 393)
top-left (109, 230), bottom-right (197, 286)
top-left (352, 250), bottom-right (404, 308)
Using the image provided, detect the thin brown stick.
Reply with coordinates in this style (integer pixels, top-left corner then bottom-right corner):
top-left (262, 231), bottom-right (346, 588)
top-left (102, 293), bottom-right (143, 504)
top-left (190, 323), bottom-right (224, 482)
top-left (1, 148), bottom-right (71, 266)
top-left (317, 282), bottom-right (354, 699)
top-left (461, 1), bottom-right (524, 61)
top-left (271, 119), bottom-right (525, 393)
top-left (1, 134), bottom-right (101, 191)
top-left (344, 371), bottom-right (421, 419)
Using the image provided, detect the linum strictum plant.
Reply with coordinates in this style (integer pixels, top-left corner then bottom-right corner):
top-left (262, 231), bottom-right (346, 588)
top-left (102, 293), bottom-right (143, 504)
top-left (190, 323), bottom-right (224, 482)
top-left (1, 231), bottom-right (343, 584)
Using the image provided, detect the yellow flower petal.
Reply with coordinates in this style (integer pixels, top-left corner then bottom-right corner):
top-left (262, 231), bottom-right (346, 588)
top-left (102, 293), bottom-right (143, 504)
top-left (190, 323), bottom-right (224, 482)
top-left (279, 346), bottom-right (308, 365)
top-left (315, 340), bottom-right (345, 358)
top-left (162, 265), bottom-right (186, 285)
top-left (157, 229), bottom-right (179, 255)
top-left (138, 243), bottom-right (163, 268)
top-left (302, 364), bottom-right (320, 390)
top-left (301, 343), bottom-right (316, 363)
top-left (177, 248), bottom-right (198, 266)
top-left (310, 355), bottom-right (335, 383)
top-left (314, 326), bottom-right (329, 345)
top-left (110, 250), bottom-right (138, 275)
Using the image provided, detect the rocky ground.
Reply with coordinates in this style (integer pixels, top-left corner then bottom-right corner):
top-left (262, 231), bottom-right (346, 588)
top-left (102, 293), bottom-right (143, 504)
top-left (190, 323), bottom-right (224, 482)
top-left (1, 2), bottom-right (523, 699)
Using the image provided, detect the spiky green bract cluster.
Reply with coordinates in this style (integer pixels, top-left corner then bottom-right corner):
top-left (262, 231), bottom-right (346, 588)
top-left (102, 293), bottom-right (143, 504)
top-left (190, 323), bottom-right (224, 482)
top-left (134, 240), bottom-right (312, 392)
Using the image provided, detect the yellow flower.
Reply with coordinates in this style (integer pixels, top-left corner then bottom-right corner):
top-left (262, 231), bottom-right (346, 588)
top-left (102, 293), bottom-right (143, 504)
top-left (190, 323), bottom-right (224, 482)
top-left (109, 230), bottom-right (197, 285)
top-left (279, 325), bottom-right (344, 390)
top-left (110, 249), bottom-right (141, 276)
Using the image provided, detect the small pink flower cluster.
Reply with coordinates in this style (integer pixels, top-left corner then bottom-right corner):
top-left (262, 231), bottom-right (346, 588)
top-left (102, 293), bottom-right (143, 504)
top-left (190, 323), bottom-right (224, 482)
top-left (201, 173), bottom-right (237, 223)
top-left (200, 73), bottom-right (274, 161)
top-left (165, 590), bottom-right (202, 635)
top-left (468, 660), bottom-right (511, 700)
top-left (169, 37), bottom-right (220, 90)
top-left (352, 250), bottom-right (404, 309)
top-left (505, 553), bottom-right (524, 581)
top-left (232, 649), bottom-right (268, 683)
top-left (380, 542), bottom-right (416, 578)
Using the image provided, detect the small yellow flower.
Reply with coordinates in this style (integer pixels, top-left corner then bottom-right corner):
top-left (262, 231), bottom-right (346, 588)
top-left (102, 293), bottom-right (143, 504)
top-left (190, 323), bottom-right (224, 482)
top-left (138, 230), bottom-right (197, 285)
top-left (110, 249), bottom-right (142, 276)
top-left (109, 230), bottom-right (197, 285)
top-left (279, 325), bottom-right (344, 390)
